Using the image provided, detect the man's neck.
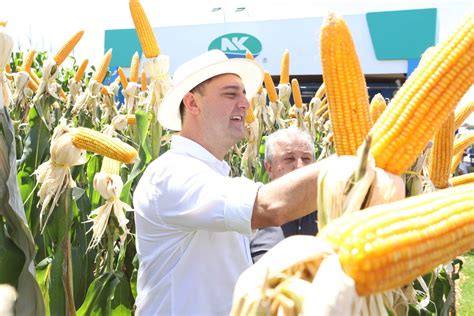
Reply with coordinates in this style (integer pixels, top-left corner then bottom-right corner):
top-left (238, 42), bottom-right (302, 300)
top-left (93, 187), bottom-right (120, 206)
top-left (179, 131), bottom-right (228, 160)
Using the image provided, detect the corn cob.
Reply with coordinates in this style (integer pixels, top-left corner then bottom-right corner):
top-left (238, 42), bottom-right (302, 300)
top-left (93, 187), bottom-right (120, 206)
top-left (93, 49), bottom-right (112, 83)
top-left (21, 50), bottom-right (36, 72)
top-left (0, 21), bottom-right (6, 27)
top-left (369, 93), bottom-right (387, 123)
top-left (28, 69), bottom-right (41, 86)
top-left (320, 12), bottom-right (372, 156)
top-left (428, 112), bottom-right (455, 188)
top-left (314, 83), bottom-right (325, 99)
top-left (71, 127), bottom-right (138, 164)
top-left (129, 52), bottom-right (140, 83)
top-left (453, 132), bottom-right (474, 157)
top-left (318, 183), bottom-right (474, 296)
top-left (74, 59), bottom-right (89, 82)
top-left (245, 101), bottom-right (255, 124)
top-left (117, 67), bottom-right (128, 89)
top-left (280, 49), bottom-right (290, 85)
top-left (450, 173), bottom-right (474, 186)
top-left (100, 86), bottom-right (109, 96)
top-left (264, 71), bottom-right (278, 103)
top-left (450, 150), bottom-right (464, 174)
top-left (454, 100), bottom-right (474, 130)
top-left (291, 78), bottom-right (303, 108)
top-left (5, 63), bottom-right (12, 79)
top-left (369, 14), bottom-right (474, 175)
top-left (314, 101), bottom-right (329, 117)
top-left (129, 0), bottom-right (160, 58)
top-left (53, 30), bottom-right (84, 66)
top-left (140, 70), bottom-right (147, 92)
top-left (27, 74), bottom-right (39, 92)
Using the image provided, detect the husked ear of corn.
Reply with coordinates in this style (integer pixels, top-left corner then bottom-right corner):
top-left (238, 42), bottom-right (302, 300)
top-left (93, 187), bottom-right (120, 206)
top-left (74, 59), bottom-right (89, 83)
top-left (453, 131), bottom-right (474, 157)
top-left (264, 71), bottom-right (278, 103)
top-left (129, 0), bottom-right (160, 58)
top-left (53, 30), bottom-right (84, 66)
top-left (450, 150), bottom-right (464, 174)
top-left (140, 70), bottom-right (147, 92)
top-left (21, 50), bottom-right (36, 72)
top-left (369, 14), bottom-right (474, 175)
top-left (314, 82), bottom-right (325, 99)
top-left (454, 100), bottom-right (474, 130)
top-left (71, 127), bottom-right (138, 164)
top-left (450, 172), bottom-right (474, 186)
top-left (279, 49), bottom-right (290, 85)
top-left (428, 111), bottom-right (455, 189)
top-left (320, 12), bottom-right (372, 156)
top-left (117, 67), bottom-right (128, 89)
top-left (318, 183), bottom-right (474, 296)
top-left (291, 78), bottom-right (303, 108)
top-left (129, 52), bottom-right (140, 83)
top-left (93, 49), bottom-right (113, 83)
top-left (369, 93), bottom-right (387, 124)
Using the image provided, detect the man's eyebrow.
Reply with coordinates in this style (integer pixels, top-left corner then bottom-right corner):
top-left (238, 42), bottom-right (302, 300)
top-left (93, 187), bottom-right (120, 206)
top-left (221, 85), bottom-right (246, 94)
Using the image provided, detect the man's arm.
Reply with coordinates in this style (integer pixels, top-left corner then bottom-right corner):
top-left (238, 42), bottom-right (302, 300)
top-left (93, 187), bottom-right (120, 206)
top-left (251, 161), bottom-right (325, 229)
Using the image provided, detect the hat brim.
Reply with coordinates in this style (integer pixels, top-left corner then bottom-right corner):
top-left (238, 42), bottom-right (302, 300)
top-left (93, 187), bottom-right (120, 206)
top-left (158, 58), bottom-right (264, 131)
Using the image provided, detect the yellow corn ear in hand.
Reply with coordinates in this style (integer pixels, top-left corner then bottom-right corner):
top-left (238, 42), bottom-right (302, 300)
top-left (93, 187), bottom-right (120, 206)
top-left (320, 12), bottom-right (372, 156)
top-left (318, 183), bottom-right (474, 296)
top-left (369, 14), bottom-right (474, 175)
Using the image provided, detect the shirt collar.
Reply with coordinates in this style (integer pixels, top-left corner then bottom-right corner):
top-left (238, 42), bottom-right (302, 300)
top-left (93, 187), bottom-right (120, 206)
top-left (170, 135), bottom-right (231, 175)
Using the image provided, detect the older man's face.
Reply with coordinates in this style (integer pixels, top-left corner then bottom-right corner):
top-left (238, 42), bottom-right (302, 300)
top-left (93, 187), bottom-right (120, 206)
top-left (266, 138), bottom-right (314, 180)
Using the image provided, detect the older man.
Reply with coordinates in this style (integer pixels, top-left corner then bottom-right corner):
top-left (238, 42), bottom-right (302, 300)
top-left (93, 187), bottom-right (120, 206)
top-left (250, 128), bottom-right (318, 262)
top-left (133, 50), bottom-right (356, 315)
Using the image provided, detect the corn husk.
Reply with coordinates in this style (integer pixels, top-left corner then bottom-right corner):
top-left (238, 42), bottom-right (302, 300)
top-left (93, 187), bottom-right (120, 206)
top-left (34, 124), bottom-right (87, 230)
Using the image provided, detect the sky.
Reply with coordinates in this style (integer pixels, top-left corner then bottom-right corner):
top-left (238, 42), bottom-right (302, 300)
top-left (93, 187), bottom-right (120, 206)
top-left (1, 0), bottom-right (473, 123)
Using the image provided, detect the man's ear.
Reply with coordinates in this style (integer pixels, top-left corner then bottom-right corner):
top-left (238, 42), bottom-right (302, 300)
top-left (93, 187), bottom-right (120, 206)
top-left (182, 92), bottom-right (200, 115)
top-left (264, 161), bottom-right (273, 178)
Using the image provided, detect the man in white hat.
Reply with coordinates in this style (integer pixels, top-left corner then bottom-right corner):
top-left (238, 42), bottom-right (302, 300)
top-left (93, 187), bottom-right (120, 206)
top-left (133, 50), bottom-right (344, 315)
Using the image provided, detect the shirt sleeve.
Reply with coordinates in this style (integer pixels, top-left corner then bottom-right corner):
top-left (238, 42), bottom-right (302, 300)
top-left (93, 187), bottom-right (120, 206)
top-left (156, 165), bottom-right (262, 237)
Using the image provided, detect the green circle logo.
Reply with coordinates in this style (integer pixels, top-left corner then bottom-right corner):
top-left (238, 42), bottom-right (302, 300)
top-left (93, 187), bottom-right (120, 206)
top-left (209, 33), bottom-right (262, 58)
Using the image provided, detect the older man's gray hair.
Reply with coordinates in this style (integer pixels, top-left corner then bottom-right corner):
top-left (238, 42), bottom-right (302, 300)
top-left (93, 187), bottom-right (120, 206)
top-left (264, 127), bottom-right (315, 164)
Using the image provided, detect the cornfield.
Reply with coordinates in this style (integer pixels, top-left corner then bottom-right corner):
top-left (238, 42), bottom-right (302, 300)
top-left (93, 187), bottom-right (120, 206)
top-left (0, 2), bottom-right (473, 315)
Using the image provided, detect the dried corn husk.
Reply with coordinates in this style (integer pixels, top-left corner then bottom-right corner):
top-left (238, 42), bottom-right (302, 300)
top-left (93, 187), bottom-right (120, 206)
top-left (34, 123), bottom-right (87, 230)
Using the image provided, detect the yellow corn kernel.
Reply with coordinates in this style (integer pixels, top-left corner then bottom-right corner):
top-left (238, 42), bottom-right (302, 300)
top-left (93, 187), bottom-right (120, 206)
top-left (369, 14), bottom-right (474, 175)
top-left (369, 93), bottom-right (387, 124)
top-left (454, 100), bottom-right (474, 131)
top-left (53, 30), bottom-right (84, 66)
top-left (71, 127), bottom-right (138, 164)
top-left (140, 70), bottom-right (147, 92)
top-left (117, 67), bottom-right (128, 89)
top-left (291, 78), bottom-right (303, 108)
top-left (318, 183), bottom-right (474, 296)
top-left (129, 52), bottom-right (140, 83)
top-left (428, 112), bottom-right (455, 189)
top-left (280, 49), bottom-right (290, 85)
top-left (21, 50), bottom-right (36, 72)
top-left (453, 132), bottom-right (474, 157)
top-left (129, 0), bottom-right (160, 58)
top-left (320, 12), bottom-right (372, 156)
top-left (314, 82), bottom-right (325, 99)
top-left (74, 59), bottom-right (89, 83)
top-left (264, 71), bottom-right (278, 103)
top-left (450, 173), bottom-right (474, 186)
top-left (93, 49), bottom-right (113, 83)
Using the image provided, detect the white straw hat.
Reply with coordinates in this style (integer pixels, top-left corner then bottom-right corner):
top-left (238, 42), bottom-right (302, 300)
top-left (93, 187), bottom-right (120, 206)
top-left (158, 49), bottom-right (264, 131)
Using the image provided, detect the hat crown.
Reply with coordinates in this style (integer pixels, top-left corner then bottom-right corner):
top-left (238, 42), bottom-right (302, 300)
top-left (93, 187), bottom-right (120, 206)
top-left (173, 50), bottom-right (228, 86)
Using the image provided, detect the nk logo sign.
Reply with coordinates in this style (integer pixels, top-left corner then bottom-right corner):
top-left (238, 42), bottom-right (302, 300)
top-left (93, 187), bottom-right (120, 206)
top-left (208, 33), bottom-right (262, 58)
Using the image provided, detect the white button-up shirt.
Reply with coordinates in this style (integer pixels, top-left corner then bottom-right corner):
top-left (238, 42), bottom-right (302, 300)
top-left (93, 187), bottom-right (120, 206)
top-left (133, 135), bottom-right (262, 315)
